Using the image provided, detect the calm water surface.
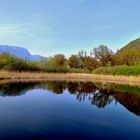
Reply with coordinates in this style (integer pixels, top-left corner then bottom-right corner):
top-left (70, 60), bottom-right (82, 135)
top-left (0, 81), bottom-right (140, 140)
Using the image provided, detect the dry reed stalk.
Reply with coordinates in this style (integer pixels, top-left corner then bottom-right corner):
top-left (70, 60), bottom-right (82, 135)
top-left (0, 71), bottom-right (139, 86)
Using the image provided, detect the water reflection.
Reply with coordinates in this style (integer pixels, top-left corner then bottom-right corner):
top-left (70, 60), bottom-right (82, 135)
top-left (0, 81), bottom-right (140, 116)
top-left (0, 81), bottom-right (41, 96)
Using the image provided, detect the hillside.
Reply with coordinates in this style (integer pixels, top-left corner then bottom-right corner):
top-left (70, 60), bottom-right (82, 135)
top-left (115, 38), bottom-right (140, 65)
top-left (118, 38), bottom-right (140, 53)
top-left (0, 45), bottom-right (44, 61)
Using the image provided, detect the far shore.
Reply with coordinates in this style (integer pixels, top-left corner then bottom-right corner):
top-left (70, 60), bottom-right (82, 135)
top-left (0, 71), bottom-right (140, 86)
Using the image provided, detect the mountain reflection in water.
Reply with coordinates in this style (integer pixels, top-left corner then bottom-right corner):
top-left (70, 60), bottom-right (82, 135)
top-left (0, 81), bottom-right (140, 116)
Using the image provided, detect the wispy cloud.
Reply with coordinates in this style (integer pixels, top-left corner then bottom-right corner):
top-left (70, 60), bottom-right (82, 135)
top-left (0, 13), bottom-right (49, 38)
top-left (0, 24), bottom-right (25, 37)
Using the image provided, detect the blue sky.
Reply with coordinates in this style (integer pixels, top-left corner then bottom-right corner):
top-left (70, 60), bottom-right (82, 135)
top-left (0, 0), bottom-right (140, 57)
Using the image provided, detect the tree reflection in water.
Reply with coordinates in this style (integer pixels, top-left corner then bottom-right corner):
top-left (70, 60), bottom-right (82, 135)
top-left (0, 81), bottom-right (140, 115)
top-left (91, 91), bottom-right (113, 108)
top-left (0, 81), bottom-right (41, 96)
top-left (45, 81), bottom-right (67, 94)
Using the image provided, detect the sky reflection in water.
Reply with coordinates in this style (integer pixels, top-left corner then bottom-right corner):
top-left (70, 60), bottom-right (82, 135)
top-left (0, 81), bottom-right (139, 140)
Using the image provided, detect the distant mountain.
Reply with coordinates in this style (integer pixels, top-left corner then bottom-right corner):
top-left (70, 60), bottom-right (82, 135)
top-left (0, 45), bottom-right (44, 61)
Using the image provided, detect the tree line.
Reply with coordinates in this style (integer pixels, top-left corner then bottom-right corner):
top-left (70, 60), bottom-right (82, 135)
top-left (0, 44), bottom-right (139, 72)
top-left (47, 45), bottom-right (113, 71)
top-left (47, 44), bottom-right (140, 72)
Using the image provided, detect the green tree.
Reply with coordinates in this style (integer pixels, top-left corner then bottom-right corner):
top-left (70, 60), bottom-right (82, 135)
top-left (68, 55), bottom-right (81, 68)
top-left (91, 45), bottom-right (114, 66)
top-left (48, 54), bottom-right (67, 67)
top-left (78, 50), bottom-right (98, 70)
top-left (83, 56), bottom-right (98, 70)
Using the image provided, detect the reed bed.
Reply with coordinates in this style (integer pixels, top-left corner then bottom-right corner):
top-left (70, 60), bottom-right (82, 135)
top-left (0, 71), bottom-right (140, 86)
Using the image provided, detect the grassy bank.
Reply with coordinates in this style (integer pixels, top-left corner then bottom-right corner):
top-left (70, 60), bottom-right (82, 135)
top-left (0, 71), bottom-right (140, 86)
top-left (93, 65), bottom-right (140, 76)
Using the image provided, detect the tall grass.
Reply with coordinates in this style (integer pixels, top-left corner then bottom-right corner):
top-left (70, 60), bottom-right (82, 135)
top-left (45, 66), bottom-right (68, 73)
top-left (93, 65), bottom-right (140, 76)
top-left (69, 68), bottom-right (91, 73)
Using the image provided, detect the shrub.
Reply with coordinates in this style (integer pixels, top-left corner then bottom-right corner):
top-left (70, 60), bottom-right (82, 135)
top-left (93, 65), bottom-right (140, 76)
top-left (0, 54), bottom-right (44, 72)
top-left (45, 66), bottom-right (69, 73)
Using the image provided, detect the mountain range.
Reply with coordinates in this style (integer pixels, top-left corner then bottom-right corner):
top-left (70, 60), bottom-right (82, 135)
top-left (0, 38), bottom-right (140, 62)
top-left (0, 45), bottom-right (44, 61)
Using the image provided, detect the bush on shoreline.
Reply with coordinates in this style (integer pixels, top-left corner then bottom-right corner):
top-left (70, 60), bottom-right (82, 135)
top-left (93, 65), bottom-right (140, 76)
top-left (45, 66), bottom-right (68, 73)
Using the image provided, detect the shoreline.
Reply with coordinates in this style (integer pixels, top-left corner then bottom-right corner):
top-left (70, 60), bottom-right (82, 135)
top-left (0, 71), bottom-right (140, 86)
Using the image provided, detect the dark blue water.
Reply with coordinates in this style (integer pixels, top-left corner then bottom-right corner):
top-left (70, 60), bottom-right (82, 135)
top-left (0, 81), bottom-right (139, 140)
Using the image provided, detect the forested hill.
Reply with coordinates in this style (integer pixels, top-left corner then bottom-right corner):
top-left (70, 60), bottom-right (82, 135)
top-left (118, 38), bottom-right (140, 53)
top-left (114, 38), bottom-right (140, 66)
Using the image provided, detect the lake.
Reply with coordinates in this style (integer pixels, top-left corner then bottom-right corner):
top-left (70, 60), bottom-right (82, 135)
top-left (0, 80), bottom-right (140, 140)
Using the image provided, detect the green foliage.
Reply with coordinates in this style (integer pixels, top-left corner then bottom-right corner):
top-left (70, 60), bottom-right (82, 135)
top-left (45, 66), bottom-right (68, 73)
top-left (91, 45), bottom-right (114, 66)
top-left (83, 56), bottom-right (98, 70)
top-left (1, 38), bottom-right (140, 74)
top-left (0, 53), bottom-right (69, 73)
top-left (68, 55), bottom-right (81, 68)
top-left (77, 50), bottom-right (99, 70)
top-left (93, 65), bottom-right (140, 76)
top-left (46, 54), bottom-right (68, 73)
top-left (0, 53), bottom-right (44, 71)
top-left (68, 54), bottom-right (98, 71)
top-left (48, 54), bottom-right (67, 67)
